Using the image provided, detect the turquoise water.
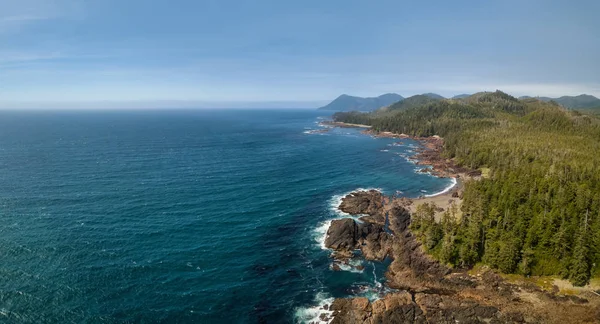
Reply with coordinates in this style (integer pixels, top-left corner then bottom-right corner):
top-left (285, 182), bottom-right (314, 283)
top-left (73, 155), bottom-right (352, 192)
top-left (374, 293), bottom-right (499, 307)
top-left (0, 109), bottom-right (451, 323)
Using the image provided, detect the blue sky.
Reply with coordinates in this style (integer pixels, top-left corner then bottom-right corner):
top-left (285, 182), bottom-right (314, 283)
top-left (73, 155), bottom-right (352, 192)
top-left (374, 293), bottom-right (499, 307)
top-left (1, 0), bottom-right (599, 108)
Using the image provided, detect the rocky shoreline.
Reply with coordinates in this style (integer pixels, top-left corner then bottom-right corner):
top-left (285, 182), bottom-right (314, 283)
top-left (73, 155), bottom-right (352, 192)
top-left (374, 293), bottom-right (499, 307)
top-left (315, 189), bottom-right (600, 324)
top-left (310, 124), bottom-right (600, 323)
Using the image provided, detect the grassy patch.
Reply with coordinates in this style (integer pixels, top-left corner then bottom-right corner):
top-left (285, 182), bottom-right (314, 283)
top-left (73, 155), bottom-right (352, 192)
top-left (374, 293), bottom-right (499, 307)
top-left (479, 167), bottom-right (491, 178)
top-left (500, 273), bottom-right (557, 292)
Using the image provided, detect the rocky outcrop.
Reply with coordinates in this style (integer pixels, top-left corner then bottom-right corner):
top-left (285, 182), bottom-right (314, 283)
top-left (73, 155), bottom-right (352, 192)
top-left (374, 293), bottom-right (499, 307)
top-left (359, 222), bottom-right (392, 261)
top-left (387, 230), bottom-right (450, 284)
top-left (323, 190), bottom-right (395, 261)
top-left (324, 217), bottom-right (391, 261)
top-left (323, 192), bottom-right (531, 323)
top-left (329, 291), bottom-right (522, 324)
top-left (330, 292), bottom-right (427, 324)
top-left (339, 190), bottom-right (384, 217)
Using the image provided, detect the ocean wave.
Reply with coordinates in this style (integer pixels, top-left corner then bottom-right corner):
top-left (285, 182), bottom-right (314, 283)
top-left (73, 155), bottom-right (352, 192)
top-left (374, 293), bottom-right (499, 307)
top-left (424, 177), bottom-right (457, 197)
top-left (313, 220), bottom-right (332, 250)
top-left (328, 193), bottom-right (351, 218)
top-left (396, 152), bottom-right (417, 164)
top-left (413, 166), bottom-right (433, 176)
top-left (388, 142), bottom-right (405, 147)
top-left (303, 130), bottom-right (329, 135)
top-left (331, 258), bottom-right (365, 273)
top-left (294, 292), bottom-right (335, 324)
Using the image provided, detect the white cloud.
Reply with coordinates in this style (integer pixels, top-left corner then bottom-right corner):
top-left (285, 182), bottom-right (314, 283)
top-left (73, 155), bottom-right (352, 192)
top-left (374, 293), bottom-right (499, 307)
top-left (0, 14), bottom-right (48, 23)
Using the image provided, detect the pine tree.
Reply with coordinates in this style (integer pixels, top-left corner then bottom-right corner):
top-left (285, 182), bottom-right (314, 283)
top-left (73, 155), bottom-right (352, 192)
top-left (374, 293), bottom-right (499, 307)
top-left (570, 212), bottom-right (591, 286)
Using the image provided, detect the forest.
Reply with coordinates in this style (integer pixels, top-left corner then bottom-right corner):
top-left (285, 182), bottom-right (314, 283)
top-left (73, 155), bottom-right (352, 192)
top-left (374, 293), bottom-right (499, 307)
top-left (333, 91), bottom-right (600, 286)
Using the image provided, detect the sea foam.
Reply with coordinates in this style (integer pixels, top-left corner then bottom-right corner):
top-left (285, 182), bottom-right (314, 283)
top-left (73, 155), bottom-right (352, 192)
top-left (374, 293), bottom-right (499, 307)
top-left (331, 258), bottom-right (365, 273)
top-left (424, 177), bottom-right (457, 197)
top-left (293, 292), bottom-right (335, 324)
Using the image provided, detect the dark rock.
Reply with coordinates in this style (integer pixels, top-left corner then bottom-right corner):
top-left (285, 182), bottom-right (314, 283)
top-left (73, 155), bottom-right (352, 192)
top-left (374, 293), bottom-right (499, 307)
top-left (325, 217), bottom-right (392, 260)
top-left (339, 190), bottom-right (384, 216)
top-left (500, 311), bottom-right (526, 323)
top-left (325, 218), bottom-right (358, 250)
top-left (388, 206), bottom-right (411, 233)
top-left (373, 304), bottom-right (426, 323)
top-left (473, 305), bottom-right (499, 318)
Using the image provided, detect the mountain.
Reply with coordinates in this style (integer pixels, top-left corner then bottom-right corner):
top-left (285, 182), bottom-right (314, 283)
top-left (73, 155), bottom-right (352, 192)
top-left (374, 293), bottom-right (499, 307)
top-left (519, 94), bottom-right (600, 109)
top-left (318, 93), bottom-right (404, 111)
top-left (553, 95), bottom-right (600, 109)
top-left (377, 94), bottom-right (442, 114)
top-left (422, 93), bottom-right (446, 99)
top-left (452, 94), bottom-right (471, 99)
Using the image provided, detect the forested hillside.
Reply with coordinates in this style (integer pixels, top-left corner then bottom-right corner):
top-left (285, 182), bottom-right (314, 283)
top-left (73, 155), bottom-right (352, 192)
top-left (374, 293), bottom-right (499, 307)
top-left (333, 91), bottom-right (600, 286)
top-left (520, 94), bottom-right (600, 110)
top-left (318, 93), bottom-right (404, 111)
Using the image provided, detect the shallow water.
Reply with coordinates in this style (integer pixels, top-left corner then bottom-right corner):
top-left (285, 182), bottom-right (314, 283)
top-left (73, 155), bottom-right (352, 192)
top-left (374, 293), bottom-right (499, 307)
top-left (0, 109), bottom-right (452, 323)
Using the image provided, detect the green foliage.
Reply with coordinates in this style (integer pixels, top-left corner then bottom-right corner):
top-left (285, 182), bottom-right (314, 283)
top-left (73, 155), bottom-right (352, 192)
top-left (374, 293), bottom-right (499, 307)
top-left (333, 91), bottom-right (600, 285)
top-left (332, 111), bottom-right (373, 125)
top-left (383, 94), bottom-right (441, 112)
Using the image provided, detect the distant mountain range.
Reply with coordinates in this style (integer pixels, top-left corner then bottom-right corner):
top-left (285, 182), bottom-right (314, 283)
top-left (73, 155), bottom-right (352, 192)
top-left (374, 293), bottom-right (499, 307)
top-left (452, 94), bottom-right (471, 99)
top-left (519, 94), bottom-right (600, 109)
top-left (318, 93), bottom-right (404, 112)
top-left (422, 93), bottom-right (446, 100)
top-left (318, 93), bottom-right (446, 112)
top-left (319, 93), bottom-right (600, 112)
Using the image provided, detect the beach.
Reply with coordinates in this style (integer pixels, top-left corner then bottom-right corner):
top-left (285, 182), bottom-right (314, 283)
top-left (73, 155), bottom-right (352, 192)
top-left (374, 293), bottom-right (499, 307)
top-left (404, 176), bottom-right (463, 221)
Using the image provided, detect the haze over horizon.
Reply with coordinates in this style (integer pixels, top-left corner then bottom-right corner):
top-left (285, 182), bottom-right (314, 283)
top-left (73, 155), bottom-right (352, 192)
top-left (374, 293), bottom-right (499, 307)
top-left (1, 0), bottom-right (599, 109)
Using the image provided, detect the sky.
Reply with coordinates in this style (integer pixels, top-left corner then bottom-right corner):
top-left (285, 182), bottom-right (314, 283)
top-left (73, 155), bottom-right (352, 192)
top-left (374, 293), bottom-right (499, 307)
top-left (1, 0), bottom-right (599, 108)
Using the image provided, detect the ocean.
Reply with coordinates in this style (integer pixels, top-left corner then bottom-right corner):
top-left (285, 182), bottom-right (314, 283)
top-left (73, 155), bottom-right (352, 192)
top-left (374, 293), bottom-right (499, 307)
top-left (0, 109), bottom-right (452, 323)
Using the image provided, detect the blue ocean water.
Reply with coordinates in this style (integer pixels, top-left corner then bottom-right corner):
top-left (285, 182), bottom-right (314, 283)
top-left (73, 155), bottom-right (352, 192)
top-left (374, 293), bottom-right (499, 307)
top-left (0, 109), bottom-right (451, 323)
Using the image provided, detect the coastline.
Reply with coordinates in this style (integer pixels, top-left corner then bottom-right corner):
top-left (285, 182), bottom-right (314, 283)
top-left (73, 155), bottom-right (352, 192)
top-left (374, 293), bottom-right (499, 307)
top-left (319, 121), bottom-right (372, 128)
top-left (406, 177), bottom-right (462, 221)
top-left (305, 121), bottom-right (600, 324)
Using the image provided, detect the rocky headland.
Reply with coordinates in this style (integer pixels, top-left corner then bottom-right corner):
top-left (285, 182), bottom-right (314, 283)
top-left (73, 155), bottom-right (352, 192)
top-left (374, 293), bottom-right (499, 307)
top-left (317, 189), bottom-right (600, 324)
top-left (313, 123), bottom-right (600, 323)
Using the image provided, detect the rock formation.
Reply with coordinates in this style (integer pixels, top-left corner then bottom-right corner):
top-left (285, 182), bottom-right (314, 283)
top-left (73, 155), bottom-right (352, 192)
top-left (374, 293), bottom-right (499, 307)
top-left (319, 190), bottom-right (600, 323)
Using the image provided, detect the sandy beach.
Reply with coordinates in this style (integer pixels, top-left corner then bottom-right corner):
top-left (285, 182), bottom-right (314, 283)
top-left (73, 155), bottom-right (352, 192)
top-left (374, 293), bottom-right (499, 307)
top-left (405, 177), bottom-right (463, 221)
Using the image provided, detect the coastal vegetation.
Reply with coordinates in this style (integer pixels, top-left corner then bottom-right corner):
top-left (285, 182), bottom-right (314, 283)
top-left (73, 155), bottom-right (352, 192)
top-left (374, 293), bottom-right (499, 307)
top-left (333, 91), bottom-right (600, 286)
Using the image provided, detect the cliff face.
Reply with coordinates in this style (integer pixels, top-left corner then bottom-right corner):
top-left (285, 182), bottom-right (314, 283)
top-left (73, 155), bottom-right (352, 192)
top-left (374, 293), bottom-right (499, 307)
top-left (321, 190), bottom-right (600, 324)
